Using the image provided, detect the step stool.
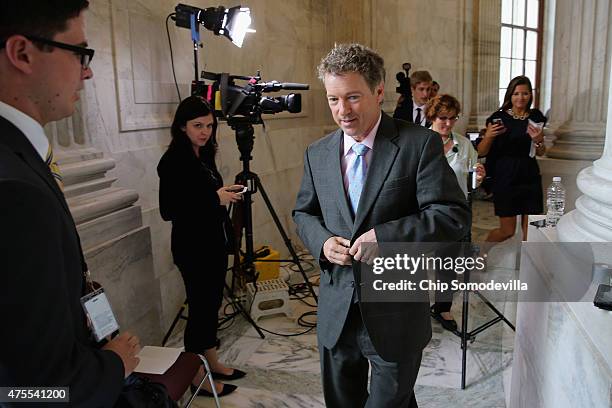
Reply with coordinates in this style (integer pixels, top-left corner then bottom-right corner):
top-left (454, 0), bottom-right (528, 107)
top-left (246, 278), bottom-right (292, 322)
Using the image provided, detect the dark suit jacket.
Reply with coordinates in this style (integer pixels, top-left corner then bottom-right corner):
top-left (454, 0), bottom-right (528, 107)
top-left (293, 112), bottom-right (469, 362)
top-left (393, 97), bottom-right (432, 128)
top-left (0, 116), bottom-right (124, 407)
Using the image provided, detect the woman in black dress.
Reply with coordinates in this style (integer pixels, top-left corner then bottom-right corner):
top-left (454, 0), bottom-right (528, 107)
top-left (478, 76), bottom-right (546, 241)
top-left (157, 96), bottom-right (246, 397)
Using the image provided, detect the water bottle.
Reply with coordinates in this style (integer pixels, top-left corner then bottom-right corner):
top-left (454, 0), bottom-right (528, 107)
top-left (546, 176), bottom-right (566, 227)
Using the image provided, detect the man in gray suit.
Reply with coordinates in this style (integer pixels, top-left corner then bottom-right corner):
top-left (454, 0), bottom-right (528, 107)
top-left (293, 43), bottom-right (470, 407)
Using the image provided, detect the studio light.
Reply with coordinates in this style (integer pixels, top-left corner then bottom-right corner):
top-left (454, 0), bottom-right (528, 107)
top-left (222, 6), bottom-right (254, 47)
top-left (174, 3), bottom-right (255, 47)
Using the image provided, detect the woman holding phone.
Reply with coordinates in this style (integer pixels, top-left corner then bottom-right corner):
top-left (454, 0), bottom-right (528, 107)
top-left (157, 96), bottom-right (246, 397)
top-left (478, 76), bottom-right (546, 242)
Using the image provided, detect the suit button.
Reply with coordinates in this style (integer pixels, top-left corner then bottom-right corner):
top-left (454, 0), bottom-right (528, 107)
top-left (350, 281), bottom-right (355, 288)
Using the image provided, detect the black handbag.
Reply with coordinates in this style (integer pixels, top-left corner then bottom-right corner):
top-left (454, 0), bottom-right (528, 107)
top-left (114, 376), bottom-right (177, 408)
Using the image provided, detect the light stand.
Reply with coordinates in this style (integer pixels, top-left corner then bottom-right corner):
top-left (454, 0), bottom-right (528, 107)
top-left (452, 170), bottom-right (517, 389)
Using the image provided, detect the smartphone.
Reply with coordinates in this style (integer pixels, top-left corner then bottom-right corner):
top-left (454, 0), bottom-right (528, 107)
top-left (529, 219), bottom-right (547, 228)
top-left (492, 118), bottom-right (503, 125)
top-left (230, 186), bottom-right (248, 194)
top-left (594, 284), bottom-right (612, 311)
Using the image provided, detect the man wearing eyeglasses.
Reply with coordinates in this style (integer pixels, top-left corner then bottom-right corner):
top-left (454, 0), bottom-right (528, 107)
top-left (0, 1), bottom-right (141, 406)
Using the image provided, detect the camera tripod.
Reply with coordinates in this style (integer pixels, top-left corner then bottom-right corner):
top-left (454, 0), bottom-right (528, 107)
top-left (223, 121), bottom-right (318, 339)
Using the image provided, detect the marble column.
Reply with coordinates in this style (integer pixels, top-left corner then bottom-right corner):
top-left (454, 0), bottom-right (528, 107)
top-left (546, 0), bottom-right (611, 161)
top-left (44, 100), bottom-right (162, 344)
top-left (556, 49), bottom-right (612, 242)
top-left (467, 0), bottom-right (502, 131)
top-left (538, 0), bottom-right (612, 212)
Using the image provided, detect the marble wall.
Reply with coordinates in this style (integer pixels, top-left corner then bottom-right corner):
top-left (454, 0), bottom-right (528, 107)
top-left (366, 0), bottom-right (501, 135)
top-left (511, 225), bottom-right (612, 407)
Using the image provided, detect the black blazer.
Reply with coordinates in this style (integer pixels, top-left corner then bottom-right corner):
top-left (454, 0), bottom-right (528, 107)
top-left (157, 144), bottom-right (226, 267)
top-left (393, 97), bottom-right (431, 128)
top-left (294, 113), bottom-right (469, 362)
top-left (0, 116), bottom-right (124, 407)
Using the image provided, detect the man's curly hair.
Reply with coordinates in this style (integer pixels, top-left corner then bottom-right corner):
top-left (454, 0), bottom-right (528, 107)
top-left (317, 43), bottom-right (385, 91)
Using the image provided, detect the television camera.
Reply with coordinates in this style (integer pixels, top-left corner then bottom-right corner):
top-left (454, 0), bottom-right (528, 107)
top-left (395, 62), bottom-right (412, 99)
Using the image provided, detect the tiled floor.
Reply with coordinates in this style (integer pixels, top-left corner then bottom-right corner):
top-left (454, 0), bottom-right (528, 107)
top-left (168, 199), bottom-right (515, 407)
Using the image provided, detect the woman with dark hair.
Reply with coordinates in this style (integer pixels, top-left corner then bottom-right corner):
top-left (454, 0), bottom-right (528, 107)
top-left (425, 94), bottom-right (485, 331)
top-left (478, 76), bottom-right (546, 242)
top-left (157, 96), bottom-right (246, 397)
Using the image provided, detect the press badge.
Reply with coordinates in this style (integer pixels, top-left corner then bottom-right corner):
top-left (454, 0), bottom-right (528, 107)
top-left (80, 288), bottom-right (119, 342)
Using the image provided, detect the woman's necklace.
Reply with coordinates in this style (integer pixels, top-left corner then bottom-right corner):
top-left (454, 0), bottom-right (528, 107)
top-left (442, 134), bottom-right (452, 145)
top-left (507, 108), bottom-right (528, 120)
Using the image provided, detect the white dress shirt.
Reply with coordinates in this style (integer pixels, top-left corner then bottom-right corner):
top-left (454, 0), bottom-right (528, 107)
top-left (0, 100), bottom-right (48, 161)
top-left (412, 100), bottom-right (427, 127)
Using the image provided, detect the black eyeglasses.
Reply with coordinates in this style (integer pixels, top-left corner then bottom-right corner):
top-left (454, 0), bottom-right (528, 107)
top-left (1, 35), bottom-right (95, 69)
top-left (437, 116), bottom-right (459, 122)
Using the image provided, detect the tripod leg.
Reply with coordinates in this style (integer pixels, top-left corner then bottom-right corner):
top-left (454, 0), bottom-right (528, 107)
top-left (254, 177), bottom-right (318, 303)
top-left (162, 300), bottom-right (187, 346)
top-left (224, 282), bottom-right (265, 339)
top-left (461, 287), bottom-right (469, 389)
top-left (474, 291), bottom-right (516, 331)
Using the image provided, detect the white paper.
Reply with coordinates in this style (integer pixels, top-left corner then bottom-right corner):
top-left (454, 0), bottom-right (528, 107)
top-left (528, 119), bottom-right (544, 129)
top-left (134, 346), bottom-right (182, 375)
top-left (528, 119), bottom-right (544, 158)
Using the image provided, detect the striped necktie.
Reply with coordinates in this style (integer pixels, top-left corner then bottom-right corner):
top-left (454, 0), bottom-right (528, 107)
top-left (45, 145), bottom-right (64, 190)
top-left (347, 143), bottom-right (369, 215)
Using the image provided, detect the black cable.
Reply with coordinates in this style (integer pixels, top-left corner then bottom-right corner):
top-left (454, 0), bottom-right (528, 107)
top-left (218, 248), bottom-right (320, 338)
top-left (297, 310), bottom-right (317, 328)
top-left (217, 301), bottom-right (240, 331)
top-left (234, 286), bottom-right (317, 337)
top-left (257, 322), bottom-right (316, 337)
top-left (293, 297), bottom-right (317, 308)
top-left (259, 326), bottom-right (315, 337)
top-left (165, 13), bottom-right (181, 101)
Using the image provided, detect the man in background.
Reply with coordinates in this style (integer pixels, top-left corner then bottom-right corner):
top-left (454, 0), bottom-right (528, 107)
top-left (431, 80), bottom-right (440, 98)
top-left (393, 70), bottom-right (434, 127)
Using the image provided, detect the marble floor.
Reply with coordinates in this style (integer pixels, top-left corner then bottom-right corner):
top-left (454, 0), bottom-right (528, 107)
top-left (167, 199), bottom-right (516, 408)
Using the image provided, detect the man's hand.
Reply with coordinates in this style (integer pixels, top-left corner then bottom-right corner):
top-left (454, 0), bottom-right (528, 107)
top-left (323, 236), bottom-right (352, 266)
top-left (349, 228), bottom-right (378, 263)
top-left (102, 332), bottom-right (141, 378)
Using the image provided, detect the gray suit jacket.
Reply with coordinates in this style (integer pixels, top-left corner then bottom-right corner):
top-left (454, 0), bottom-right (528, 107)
top-left (293, 112), bottom-right (470, 362)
